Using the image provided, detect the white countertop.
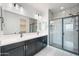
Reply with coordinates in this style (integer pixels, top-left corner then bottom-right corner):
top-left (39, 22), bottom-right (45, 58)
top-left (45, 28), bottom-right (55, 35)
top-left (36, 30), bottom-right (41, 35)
top-left (0, 33), bottom-right (47, 46)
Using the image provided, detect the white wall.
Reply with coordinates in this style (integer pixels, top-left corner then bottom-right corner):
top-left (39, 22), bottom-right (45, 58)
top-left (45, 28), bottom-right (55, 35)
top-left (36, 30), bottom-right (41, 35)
top-left (1, 3), bottom-right (42, 20)
top-left (48, 9), bottom-right (53, 20)
top-left (1, 3), bottom-right (26, 17)
top-left (42, 10), bottom-right (48, 33)
top-left (0, 7), bottom-right (1, 17)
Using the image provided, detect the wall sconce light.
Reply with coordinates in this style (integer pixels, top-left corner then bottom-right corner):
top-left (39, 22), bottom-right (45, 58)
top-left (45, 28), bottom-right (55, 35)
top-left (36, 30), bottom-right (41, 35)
top-left (14, 3), bottom-right (16, 7)
top-left (20, 7), bottom-right (23, 12)
top-left (13, 3), bottom-right (19, 10)
top-left (8, 3), bottom-right (13, 8)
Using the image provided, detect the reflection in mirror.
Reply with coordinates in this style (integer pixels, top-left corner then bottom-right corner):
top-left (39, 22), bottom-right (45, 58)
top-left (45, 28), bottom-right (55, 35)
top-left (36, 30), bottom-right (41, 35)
top-left (0, 18), bottom-right (1, 32)
top-left (20, 19), bottom-right (27, 33)
top-left (0, 7), bottom-right (48, 35)
top-left (0, 9), bottom-right (37, 35)
top-left (0, 7), bottom-right (3, 35)
top-left (3, 10), bottom-right (28, 34)
top-left (0, 7), bottom-right (1, 32)
top-left (29, 18), bottom-right (37, 33)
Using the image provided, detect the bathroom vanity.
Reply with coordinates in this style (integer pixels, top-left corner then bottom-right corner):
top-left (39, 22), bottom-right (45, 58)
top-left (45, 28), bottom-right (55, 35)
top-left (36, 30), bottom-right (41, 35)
top-left (0, 7), bottom-right (48, 56)
top-left (0, 33), bottom-right (47, 56)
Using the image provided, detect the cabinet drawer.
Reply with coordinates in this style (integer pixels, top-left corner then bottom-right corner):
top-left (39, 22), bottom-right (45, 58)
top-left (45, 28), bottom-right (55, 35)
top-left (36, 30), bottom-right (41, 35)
top-left (1, 41), bottom-right (25, 52)
top-left (3, 46), bottom-right (25, 56)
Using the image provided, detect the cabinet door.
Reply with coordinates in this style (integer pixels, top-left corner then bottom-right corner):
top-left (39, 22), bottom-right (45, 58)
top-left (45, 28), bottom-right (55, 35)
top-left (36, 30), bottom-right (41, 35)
top-left (42, 36), bottom-right (47, 47)
top-left (26, 44), bottom-right (36, 56)
top-left (4, 46), bottom-right (25, 56)
top-left (35, 36), bottom-right (47, 52)
top-left (1, 41), bottom-right (25, 56)
top-left (35, 38), bottom-right (43, 52)
top-left (25, 36), bottom-right (47, 56)
top-left (25, 40), bottom-right (36, 56)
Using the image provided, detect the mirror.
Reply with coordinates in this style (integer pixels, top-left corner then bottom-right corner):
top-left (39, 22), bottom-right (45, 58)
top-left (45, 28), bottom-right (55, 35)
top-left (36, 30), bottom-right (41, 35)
top-left (0, 18), bottom-right (1, 32)
top-left (0, 8), bottom-right (37, 35)
top-left (29, 18), bottom-right (37, 32)
top-left (0, 7), bottom-right (3, 34)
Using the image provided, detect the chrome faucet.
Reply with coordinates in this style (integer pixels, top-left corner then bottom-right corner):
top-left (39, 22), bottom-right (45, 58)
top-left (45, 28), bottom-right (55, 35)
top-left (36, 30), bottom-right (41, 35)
top-left (37, 32), bottom-right (39, 35)
top-left (20, 32), bottom-right (23, 38)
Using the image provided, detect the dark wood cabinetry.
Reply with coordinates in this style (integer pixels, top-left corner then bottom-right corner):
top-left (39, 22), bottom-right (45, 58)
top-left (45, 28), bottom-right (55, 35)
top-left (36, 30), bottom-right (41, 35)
top-left (0, 47), bottom-right (1, 56)
top-left (5, 46), bottom-right (25, 56)
top-left (25, 36), bottom-right (47, 56)
top-left (1, 41), bottom-right (25, 56)
top-left (1, 35), bottom-right (47, 56)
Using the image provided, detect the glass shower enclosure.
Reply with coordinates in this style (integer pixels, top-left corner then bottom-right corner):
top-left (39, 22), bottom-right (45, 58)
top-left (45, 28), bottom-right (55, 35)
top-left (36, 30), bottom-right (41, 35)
top-left (49, 16), bottom-right (79, 54)
top-left (49, 18), bottom-right (62, 49)
top-left (63, 16), bottom-right (78, 54)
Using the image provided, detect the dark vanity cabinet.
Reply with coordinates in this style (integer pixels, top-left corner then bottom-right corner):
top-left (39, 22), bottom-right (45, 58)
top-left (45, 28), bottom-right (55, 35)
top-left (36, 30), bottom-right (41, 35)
top-left (4, 46), bottom-right (25, 56)
top-left (25, 36), bottom-right (47, 56)
top-left (1, 35), bottom-right (47, 56)
top-left (1, 41), bottom-right (25, 56)
top-left (25, 39), bottom-right (37, 56)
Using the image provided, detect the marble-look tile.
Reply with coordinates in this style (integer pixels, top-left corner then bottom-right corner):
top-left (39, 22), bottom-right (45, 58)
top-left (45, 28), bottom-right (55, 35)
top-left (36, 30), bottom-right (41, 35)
top-left (35, 46), bottom-right (76, 56)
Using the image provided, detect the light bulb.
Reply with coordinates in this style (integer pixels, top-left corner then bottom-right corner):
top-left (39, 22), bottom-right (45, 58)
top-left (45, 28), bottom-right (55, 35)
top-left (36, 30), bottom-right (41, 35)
top-left (60, 6), bottom-right (65, 10)
top-left (16, 4), bottom-right (19, 10)
top-left (8, 3), bottom-right (13, 8)
top-left (20, 7), bottom-right (23, 12)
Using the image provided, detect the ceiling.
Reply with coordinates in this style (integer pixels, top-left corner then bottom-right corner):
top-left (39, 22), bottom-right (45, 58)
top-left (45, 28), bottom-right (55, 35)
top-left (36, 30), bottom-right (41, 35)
top-left (19, 3), bottom-right (79, 14)
top-left (49, 3), bottom-right (79, 13)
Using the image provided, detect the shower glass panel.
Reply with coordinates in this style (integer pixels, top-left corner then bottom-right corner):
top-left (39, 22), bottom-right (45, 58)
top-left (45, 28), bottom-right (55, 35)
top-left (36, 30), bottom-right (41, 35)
top-left (63, 16), bottom-right (78, 53)
top-left (49, 19), bottom-right (62, 48)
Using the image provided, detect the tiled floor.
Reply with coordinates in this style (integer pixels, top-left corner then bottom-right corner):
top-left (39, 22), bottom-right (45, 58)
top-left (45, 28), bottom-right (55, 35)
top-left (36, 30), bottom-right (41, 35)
top-left (35, 46), bottom-right (76, 56)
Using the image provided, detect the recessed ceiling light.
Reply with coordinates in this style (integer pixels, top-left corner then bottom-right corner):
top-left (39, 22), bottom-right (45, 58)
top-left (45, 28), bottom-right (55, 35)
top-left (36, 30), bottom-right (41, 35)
top-left (60, 7), bottom-right (65, 10)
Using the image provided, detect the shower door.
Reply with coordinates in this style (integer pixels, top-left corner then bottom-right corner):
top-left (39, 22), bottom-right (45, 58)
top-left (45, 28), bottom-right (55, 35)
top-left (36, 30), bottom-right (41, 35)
top-left (49, 19), bottom-right (62, 48)
top-left (63, 16), bottom-right (78, 54)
